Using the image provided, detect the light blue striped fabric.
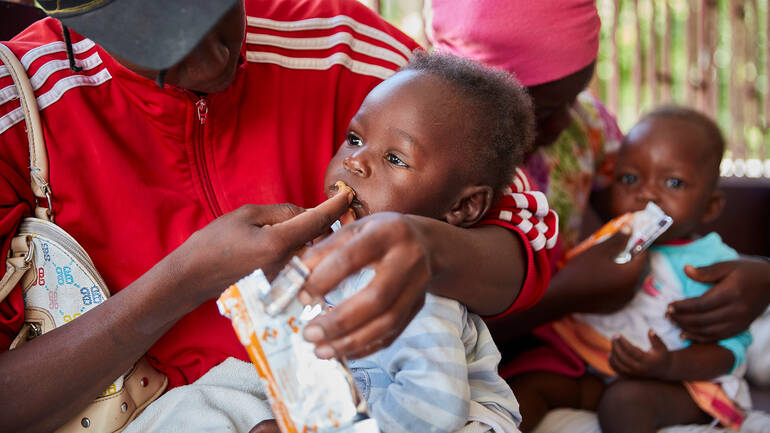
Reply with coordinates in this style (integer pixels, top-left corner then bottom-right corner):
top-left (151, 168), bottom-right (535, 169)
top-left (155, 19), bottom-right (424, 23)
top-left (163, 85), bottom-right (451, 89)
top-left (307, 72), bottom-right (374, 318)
top-left (326, 270), bottom-right (521, 433)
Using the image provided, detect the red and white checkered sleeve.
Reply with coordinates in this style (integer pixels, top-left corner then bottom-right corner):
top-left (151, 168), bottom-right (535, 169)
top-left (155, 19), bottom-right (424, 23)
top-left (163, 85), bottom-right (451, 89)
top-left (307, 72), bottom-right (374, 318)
top-left (476, 167), bottom-right (559, 317)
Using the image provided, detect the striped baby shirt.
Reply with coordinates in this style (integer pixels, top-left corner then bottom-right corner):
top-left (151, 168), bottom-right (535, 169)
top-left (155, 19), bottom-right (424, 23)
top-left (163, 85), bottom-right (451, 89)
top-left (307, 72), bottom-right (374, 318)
top-left (326, 270), bottom-right (521, 433)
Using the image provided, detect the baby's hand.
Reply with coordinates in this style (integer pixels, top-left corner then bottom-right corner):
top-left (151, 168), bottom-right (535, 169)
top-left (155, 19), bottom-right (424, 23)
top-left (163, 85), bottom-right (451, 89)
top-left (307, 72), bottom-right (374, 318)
top-left (609, 330), bottom-right (671, 380)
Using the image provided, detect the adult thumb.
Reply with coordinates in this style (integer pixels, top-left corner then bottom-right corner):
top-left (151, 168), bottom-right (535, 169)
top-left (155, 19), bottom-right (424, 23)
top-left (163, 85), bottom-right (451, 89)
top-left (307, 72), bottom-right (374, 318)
top-left (683, 261), bottom-right (733, 284)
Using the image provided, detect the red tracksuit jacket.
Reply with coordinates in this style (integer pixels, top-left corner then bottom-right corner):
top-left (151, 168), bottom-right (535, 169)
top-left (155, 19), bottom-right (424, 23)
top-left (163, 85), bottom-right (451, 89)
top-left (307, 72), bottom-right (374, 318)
top-left (0, 0), bottom-right (556, 389)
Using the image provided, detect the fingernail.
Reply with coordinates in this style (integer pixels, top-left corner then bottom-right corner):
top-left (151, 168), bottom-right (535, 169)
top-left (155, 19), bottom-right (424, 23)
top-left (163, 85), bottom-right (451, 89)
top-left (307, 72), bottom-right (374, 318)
top-left (315, 345), bottom-right (335, 359)
top-left (666, 305), bottom-right (675, 316)
top-left (303, 325), bottom-right (324, 342)
top-left (334, 181), bottom-right (355, 203)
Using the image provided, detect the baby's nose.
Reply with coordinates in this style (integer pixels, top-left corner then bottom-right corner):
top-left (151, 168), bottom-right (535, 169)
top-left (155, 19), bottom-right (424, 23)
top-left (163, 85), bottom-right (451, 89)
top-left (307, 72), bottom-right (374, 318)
top-left (343, 155), bottom-right (370, 177)
top-left (636, 185), bottom-right (660, 204)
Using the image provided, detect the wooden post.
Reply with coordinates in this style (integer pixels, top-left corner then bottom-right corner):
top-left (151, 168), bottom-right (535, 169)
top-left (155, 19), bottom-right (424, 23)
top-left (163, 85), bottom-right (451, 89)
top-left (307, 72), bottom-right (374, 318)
top-left (634, 0), bottom-right (644, 113)
top-left (661, 0), bottom-right (672, 102)
top-left (746, 0), bottom-right (760, 156)
top-left (700, 0), bottom-right (719, 118)
top-left (731, 0), bottom-right (747, 157)
top-left (685, 0), bottom-right (699, 105)
top-left (762, 0), bottom-right (770, 145)
top-left (610, 0), bottom-right (621, 115)
top-left (649, 0), bottom-right (658, 105)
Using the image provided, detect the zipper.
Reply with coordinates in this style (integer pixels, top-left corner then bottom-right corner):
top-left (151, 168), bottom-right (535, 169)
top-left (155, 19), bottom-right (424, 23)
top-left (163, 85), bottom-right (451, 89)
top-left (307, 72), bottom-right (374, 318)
top-left (17, 218), bottom-right (109, 293)
top-left (192, 96), bottom-right (223, 218)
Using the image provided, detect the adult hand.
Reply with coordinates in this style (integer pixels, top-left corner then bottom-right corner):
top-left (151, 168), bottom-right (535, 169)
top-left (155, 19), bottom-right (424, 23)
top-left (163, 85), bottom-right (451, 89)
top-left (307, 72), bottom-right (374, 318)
top-left (170, 191), bottom-right (353, 304)
top-left (249, 420), bottom-right (280, 433)
top-left (299, 212), bottom-right (431, 359)
top-left (609, 330), bottom-right (671, 380)
top-left (667, 257), bottom-right (770, 342)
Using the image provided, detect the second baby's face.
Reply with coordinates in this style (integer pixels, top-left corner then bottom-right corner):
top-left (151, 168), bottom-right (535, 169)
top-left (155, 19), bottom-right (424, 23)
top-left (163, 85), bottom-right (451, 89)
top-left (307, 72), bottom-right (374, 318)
top-left (324, 70), bottom-right (473, 220)
top-left (610, 117), bottom-right (719, 242)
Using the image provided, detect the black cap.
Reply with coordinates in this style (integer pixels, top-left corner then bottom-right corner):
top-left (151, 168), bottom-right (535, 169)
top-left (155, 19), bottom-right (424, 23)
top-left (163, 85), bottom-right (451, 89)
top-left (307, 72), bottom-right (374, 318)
top-left (38, 0), bottom-right (240, 70)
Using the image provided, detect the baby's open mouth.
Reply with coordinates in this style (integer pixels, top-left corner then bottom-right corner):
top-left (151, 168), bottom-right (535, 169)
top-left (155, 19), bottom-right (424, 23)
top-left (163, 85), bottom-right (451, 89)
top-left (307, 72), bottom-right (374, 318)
top-left (330, 180), bottom-right (366, 216)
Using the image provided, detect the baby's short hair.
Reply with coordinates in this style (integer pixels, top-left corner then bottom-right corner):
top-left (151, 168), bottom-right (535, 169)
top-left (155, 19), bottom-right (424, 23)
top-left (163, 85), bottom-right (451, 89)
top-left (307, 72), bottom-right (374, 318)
top-left (639, 105), bottom-right (725, 185)
top-left (401, 50), bottom-right (535, 197)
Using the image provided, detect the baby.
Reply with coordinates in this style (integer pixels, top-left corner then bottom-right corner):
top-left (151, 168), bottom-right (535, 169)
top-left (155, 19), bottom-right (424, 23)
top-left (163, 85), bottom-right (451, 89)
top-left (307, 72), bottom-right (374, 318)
top-left (319, 51), bottom-right (535, 433)
top-left (125, 51), bottom-right (538, 433)
top-left (513, 106), bottom-right (752, 433)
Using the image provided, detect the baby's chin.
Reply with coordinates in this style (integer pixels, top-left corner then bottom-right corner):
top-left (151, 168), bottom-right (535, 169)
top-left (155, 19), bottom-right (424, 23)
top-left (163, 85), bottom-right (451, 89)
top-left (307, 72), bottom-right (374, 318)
top-left (653, 224), bottom-right (694, 244)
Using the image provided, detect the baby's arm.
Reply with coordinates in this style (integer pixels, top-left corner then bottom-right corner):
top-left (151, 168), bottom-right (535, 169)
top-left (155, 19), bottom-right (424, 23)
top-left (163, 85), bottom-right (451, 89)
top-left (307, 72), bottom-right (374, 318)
top-left (365, 295), bottom-right (470, 433)
top-left (609, 330), bottom-right (735, 381)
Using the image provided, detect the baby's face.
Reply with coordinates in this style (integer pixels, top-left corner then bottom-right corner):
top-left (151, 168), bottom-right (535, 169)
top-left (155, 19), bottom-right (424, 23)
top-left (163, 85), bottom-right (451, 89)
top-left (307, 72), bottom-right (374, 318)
top-left (610, 118), bottom-right (718, 241)
top-left (324, 70), bottom-right (471, 219)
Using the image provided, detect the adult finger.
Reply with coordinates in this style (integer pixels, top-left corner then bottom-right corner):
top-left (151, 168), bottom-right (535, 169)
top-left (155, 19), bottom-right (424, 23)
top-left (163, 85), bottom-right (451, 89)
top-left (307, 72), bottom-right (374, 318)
top-left (683, 262), bottom-right (736, 285)
top-left (667, 286), bottom-right (733, 316)
top-left (300, 222), bottom-right (385, 289)
top-left (314, 283), bottom-right (423, 359)
top-left (237, 203), bottom-right (305, 226)
top-left (271, 192), bottom-right (353, 249)
top-left (680, 323), bottom-right (738, 343)
top-left (669, 305), bottom-right (735, 332)
top-left (303, 214), bottom-right (420, 295)
top-left (344, 292), bottom-right (423, 359)
top-left (304, 246), bottom-right (422, 345)
top-left (300, 222), bottom-right (360, 268)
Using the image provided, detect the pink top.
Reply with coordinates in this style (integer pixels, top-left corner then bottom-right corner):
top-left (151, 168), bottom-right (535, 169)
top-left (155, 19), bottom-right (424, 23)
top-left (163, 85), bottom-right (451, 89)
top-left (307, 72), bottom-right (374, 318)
top-left (427, 0), bottom-right (600, 86)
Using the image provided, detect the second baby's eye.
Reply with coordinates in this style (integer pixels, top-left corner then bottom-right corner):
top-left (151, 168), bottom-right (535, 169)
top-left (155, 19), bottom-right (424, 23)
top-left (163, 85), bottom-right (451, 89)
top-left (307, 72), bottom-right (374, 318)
top-left (665, 178), bottom-right (684, 189)
top-left (346, 132), bottom-right (363, 147)
top-left (386, 153), bottom-right (408, 167)
top-left (620, 173), bottom-right (637, 185)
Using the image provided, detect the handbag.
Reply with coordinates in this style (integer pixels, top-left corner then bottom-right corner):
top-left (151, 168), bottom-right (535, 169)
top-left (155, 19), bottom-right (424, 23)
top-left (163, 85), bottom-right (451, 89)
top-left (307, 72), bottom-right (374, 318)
top-left (0, 42), bottom-right (167, 433)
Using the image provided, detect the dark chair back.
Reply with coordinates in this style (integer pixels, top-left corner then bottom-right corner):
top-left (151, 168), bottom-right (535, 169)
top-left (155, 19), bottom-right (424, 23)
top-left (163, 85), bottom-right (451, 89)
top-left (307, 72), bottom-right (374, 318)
top-left (699, 177), bottom-right (770, 257)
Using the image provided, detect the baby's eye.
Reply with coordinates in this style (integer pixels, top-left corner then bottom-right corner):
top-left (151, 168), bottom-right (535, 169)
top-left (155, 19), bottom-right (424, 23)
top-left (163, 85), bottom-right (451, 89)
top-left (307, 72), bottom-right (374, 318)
top-left (346, 132), bottom-right (363, 147)
top-left (386, 153), bottom-right (408, 167)
top-left (619, 173), bottom-right (637, 185)
top-left (666, 178), bottom-right (684, 189)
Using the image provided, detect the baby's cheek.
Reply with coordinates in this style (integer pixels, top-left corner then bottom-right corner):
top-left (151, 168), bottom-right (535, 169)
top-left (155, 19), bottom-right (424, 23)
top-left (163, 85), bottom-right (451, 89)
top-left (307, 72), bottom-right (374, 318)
top-left (323, 160), bottom-right (343, 184)
top-left (609, 186), bottom-right (640, 217)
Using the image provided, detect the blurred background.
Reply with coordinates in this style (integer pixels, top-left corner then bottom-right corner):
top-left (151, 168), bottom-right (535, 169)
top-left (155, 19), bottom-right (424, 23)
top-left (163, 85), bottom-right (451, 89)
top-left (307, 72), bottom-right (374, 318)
top-left (359, 0), bottom-right (770, 180)
top-left (2, 0), bottom-right (768, 253)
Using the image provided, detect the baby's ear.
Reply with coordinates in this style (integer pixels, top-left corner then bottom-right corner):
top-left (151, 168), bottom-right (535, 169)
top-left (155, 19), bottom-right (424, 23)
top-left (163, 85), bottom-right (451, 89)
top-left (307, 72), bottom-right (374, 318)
top-left (444, 185), bottom-right (494, 228)
top-left (700, 189), bottom-right (725, 224)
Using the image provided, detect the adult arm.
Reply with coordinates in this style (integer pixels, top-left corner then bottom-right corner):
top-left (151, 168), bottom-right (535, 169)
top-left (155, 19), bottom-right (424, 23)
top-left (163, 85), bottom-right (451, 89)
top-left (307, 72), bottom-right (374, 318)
top-left (0, 194), bottom-right (352, 433)
top-left (486, 230), bottom-right (648, 342)
top-left (668, 258), bottom-right (770, 342)
top-left (299, 213), bottom-right (525, 359)
top-left (300, 170), bottom-right (557, 359)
